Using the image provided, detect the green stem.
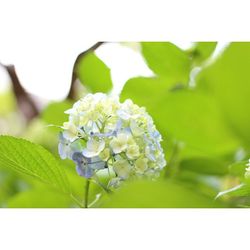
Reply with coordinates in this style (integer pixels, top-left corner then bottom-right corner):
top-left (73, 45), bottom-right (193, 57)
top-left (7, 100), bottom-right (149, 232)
top-left (84, 179), bottom-right (90, 208)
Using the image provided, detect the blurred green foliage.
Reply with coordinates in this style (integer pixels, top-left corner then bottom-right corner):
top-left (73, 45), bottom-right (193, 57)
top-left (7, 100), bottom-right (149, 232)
top-left (101, 179), bottom-right (224, 208)
top-left (188, 42), bottom-right (217, 65)
top-left (141, 42), bottom-right (191, 83)
top-left (1, 42), bottom-right (250, 208)
top-left (197, 43), bottom-right (250, 147)
top-left (41, 101), bottom-right (73, 126)
top-left (75, 51), bottom-right (113, 93)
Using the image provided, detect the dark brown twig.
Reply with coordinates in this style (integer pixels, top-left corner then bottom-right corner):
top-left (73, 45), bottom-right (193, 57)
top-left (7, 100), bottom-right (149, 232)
top-left (67, 42), bottom-right (105, 100)
top-left (0, 62), bottom-right (39, 121)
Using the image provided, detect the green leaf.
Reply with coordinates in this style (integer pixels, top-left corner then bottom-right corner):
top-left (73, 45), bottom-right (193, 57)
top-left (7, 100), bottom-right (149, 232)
top-left (7, 188), bottom-right (72, 208)
top-left (122, 80), bottom-right (239, 156)
top-left (197, 42), bottom-right (250, 147)
top-left (159, 90), bottom-right (239, 155)
top-left (101, 179), bottom-right (223, 208)
top-left (141, 42), bottom-right (191, 83)
top-left (121, 76), bottom-right (173, 106)
top-left (41, 101), bottom-right (73, 126)
top-left (216, 184), bottom-right (250, 199)
top-left (22, 119), bottom-right (58, 152)
top-left (0, 136), bottom-right (70, 194)
top-left (189, 42), bottom-right (217, 65)
top-left (180, 157), bottom-right (228, 175)
top-left (76, 52), bottom-right (112, 93)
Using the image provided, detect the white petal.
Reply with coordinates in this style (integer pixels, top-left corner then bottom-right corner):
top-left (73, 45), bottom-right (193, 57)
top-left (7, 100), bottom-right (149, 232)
top-left (117, 109), bottom-right (130, 120)
top-left (82, 149), bottom-right (99, 158)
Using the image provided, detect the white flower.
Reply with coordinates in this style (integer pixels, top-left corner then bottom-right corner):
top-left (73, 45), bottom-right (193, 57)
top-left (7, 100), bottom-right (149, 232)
top-left (82, 139), bottom-right (105, 158)
top-left (110, 132), bottom-right (131, 154)
top-left (113, 159), bottom-right (132, 179)
top-left (126, 144), bottom-right (140, 159)
top-left (58, 93), bottom-right (166, 184)
top-left (62, 122), bottom-right (78, 141)
top-left (135, 157), bottom-right (148, 174)
top-left (130, 120), bottom-right (144, 136)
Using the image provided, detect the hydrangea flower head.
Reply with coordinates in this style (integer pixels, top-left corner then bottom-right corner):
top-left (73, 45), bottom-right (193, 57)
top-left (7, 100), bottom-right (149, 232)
top-left (58, 93), bottom-right (166, 187)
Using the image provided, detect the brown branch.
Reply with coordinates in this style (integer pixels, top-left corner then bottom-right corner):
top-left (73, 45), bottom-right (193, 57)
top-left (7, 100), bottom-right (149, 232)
top-left (67, 41), bottom-right (105, 100)
top-left (0, 62), bottom-right (39, 121)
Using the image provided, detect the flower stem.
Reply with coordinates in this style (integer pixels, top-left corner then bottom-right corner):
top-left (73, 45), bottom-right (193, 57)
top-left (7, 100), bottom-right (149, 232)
top-left (84, 179), bottom-right (90, 208)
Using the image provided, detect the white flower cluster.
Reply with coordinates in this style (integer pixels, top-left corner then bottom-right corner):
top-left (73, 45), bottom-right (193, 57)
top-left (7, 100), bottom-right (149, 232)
top-left (245, 159), bottom-right (250, 179)
top-left (58, 93), bottom-right (166, 187)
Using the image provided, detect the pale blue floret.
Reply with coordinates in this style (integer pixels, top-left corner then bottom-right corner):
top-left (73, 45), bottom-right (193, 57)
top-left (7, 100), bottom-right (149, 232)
top-left (72, 152), bottom-right (106, 178)
top-left (77, 163), bottom-right (93, 178)
top-left (150, 130), bottom-right (161, 139)
top-left (58, 133), bottom-right (83, 160)
top-left (58, 132), bottom-right (72, 159)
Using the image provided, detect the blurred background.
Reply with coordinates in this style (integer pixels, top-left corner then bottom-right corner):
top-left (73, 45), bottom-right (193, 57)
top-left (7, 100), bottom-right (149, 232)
top-left (1, 41), bottom-right (250, 208)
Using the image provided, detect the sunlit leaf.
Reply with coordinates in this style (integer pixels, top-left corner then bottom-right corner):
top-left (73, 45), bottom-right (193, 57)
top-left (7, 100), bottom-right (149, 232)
top-left (189, 42), bottom-right (217, 65)
top-left (0, 136), bottom-right (70, 194)
top-left (122, 79), bottom-right (239, 156)
top-left (141, 42), bottom-right (191, 83)
top-left (197, 42), bottom-right (250, 147)
top-left (41, 101), bottom-right (73, 126)
top-left (7, 188), bottom-right (72, 208)
top-left (102, 179), bottom-right (223, 208)
top-left (76, 52), bottom-right (112, 93)
top-left (121, 76), bottom-right (172, 105)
